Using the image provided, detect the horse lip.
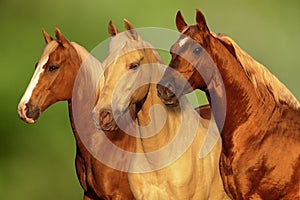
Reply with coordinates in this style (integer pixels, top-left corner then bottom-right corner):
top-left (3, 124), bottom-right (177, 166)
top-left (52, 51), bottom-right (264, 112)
top-left (162, 98), bottom-right (179, 107)
top-left (101, 124), bottom-right (119, 131)
top-left (19, 114), bottom-right (36, 124)
top-left (24, 117), bottom-right (36, 124)
top-left (159, 91), bottom-right (179, 106)
top-left (100, 117), bottom-right (120, 131)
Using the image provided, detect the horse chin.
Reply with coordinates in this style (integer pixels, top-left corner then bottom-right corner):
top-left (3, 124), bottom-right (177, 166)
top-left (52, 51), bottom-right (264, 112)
top-left (20, 116), bottom-right (38, 124)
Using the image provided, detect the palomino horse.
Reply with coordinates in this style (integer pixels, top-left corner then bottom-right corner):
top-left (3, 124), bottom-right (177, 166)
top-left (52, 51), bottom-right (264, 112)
top-left (93, 20), bottom-right (228, 200)
top-left (157, 9), bottom-right (300, 199)
top-left (17, 29), bottom-right (135, 200)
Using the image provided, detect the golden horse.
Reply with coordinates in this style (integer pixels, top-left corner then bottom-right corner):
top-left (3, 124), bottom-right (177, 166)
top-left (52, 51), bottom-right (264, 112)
top-left (93, 20), bottom-right (228, 199)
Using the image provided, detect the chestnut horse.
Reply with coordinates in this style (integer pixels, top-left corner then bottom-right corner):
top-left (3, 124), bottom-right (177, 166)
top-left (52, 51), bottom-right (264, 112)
top-left (157, 9), bottom-right (300, 199)
top-left (93, 20), bottom-right (228, 200)
top-left (17, 29), bottom-right (135, 200)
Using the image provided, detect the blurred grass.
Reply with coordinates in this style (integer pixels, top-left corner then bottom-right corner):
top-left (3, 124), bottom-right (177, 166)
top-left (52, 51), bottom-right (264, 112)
top-left (0, 0), bottom-right (299, 199)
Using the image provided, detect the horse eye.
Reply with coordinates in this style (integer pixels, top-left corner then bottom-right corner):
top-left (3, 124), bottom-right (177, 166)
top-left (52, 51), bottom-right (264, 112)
top-left (193, 47), bottom-right (203, 55)
top-left (130, 63), bottom-right (139, 70)
top-left (48, 65), bottom-right (59, 72)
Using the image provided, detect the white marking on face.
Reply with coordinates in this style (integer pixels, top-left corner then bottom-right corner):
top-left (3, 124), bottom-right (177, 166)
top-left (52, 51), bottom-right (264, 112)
top-left (18, 56), bottom-right (49, 108)
top-left (179, 37), bottom-right (188, 47)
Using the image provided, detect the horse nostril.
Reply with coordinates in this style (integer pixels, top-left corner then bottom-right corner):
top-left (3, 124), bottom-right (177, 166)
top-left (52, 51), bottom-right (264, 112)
top-left (157, 84), bottom-right (162, 98)
top-left (99, 109), bottom-right (113, 127)
top-left (166, 83), bottom-right (175, 96)
top-left (24, 102), bottom-right (41, 122)
top-left (157, 82), bottom-right (176, 99)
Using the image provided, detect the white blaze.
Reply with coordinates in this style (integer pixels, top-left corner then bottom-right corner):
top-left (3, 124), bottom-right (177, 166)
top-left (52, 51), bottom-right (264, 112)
top-left (18, 56), bottom-right (49, 108)
top-left (179, 37), bottom-right (188, 47)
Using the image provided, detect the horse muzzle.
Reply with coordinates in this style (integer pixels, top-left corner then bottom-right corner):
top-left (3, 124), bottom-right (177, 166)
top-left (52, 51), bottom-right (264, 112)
top-left (92, 107), bottom-right (119, 131)
top-left (18, 102), bottom-right (41, 124)
top-left (157, 82), bottom-right (179, 107)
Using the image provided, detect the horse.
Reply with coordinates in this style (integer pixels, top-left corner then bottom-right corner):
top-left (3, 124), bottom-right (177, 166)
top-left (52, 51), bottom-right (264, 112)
top-left (92, 20), bottom-right (229, 200)
top-left (157, 9), bottom-right (300, 199)
top-left (17, 28), bottom-right (136, 200)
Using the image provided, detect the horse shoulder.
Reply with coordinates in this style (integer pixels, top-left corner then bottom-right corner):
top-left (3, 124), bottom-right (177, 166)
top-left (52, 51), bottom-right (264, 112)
top-left (224, 106), bottom-right (300, 198)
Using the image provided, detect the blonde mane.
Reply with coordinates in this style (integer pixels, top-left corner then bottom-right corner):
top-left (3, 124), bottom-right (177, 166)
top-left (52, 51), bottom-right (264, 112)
top-left (214, 33), bottom-right (300, 110)
top-left (38, 40), bottom-right (59, 63)
top-left (71, 42), bottom-right (91, 62)
top-left (70, 42), bottom-right (103, 101)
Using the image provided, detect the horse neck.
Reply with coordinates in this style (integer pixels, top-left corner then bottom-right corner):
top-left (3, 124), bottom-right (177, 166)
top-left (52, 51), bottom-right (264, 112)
top-left (64, 42), bottom-right (94, 143)
top-left (56, 43), bottom-right (84, 141)
top-left (207, 39), bottom-right (277, 134)
top-left (136, 84), bottom-right (179, 152)
top-left (207, 37), bottom-right (300, 148)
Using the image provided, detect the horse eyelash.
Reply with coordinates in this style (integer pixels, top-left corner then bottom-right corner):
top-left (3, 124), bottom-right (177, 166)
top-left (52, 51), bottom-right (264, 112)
top-left (48, 65), bottom-right (59, 72)
top-left (193, 47), bottom-right (203, 55)
top-left (129, 56), bottom-right (143, 70)
top-left (129, 63), bottom-right (139, 70)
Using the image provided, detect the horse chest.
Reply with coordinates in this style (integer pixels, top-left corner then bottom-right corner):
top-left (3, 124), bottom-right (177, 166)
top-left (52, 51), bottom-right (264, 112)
top-left (220, 118), bottom-right (300, 199)
top-left (129, 155), bottom-right (201, 199)
top-left (129, 136), bottom-right (221, 200)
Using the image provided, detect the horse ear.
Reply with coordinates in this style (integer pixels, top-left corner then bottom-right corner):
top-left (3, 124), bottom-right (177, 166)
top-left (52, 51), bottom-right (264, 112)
top-left (55, 28), bottom-right (70, 47)
top-left (196, 9), bottom-right (209, 32)
top-left (42, 28), bottom-right (53, 44)
top-left (124, 19), bottom-right (140, 40)
top-left (176, 11), bottom-right (187, 33)
top-left (108, 20), bottom-right (120, 37)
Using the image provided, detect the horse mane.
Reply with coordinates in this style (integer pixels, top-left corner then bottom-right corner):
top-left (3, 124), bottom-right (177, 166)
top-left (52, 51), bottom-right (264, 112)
top-left (213, 33), bottom-right (300, 110)
top-left (70, 42), bottom-right (103, 101)
top-left (39, 40), bottom-right (59, 63)
top-left (71, 42), bottom-right (93, 64)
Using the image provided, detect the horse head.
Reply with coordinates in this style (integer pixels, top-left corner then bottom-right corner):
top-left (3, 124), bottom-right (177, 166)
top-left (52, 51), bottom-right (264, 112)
top-left (93, 20), bottom-right (163, 131)
top-left (157, 9), bottom-right (217, 105)
top-left (18, 29), bottom-right (82, 123)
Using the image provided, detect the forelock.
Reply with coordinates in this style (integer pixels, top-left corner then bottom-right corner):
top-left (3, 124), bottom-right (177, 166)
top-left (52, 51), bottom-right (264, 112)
top-left (40, 40), bottom-right (59, 59)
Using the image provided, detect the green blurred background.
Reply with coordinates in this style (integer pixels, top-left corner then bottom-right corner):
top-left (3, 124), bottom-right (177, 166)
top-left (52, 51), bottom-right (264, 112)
top-left (0, 0), bottom-right (299, 199)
